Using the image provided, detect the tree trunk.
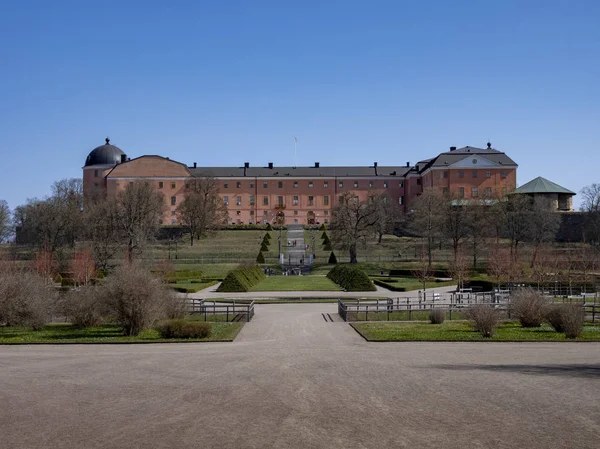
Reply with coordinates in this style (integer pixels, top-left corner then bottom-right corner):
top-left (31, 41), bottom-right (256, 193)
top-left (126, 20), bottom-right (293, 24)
top-left (349, 244), bottom-right (358, 264)
top-left (378, 232), bottom-right (383, 244)
top-left (127, 239), bottom-right (134, 264)
top-left (190, 232), bottom-right (194, 246)
top-left (428, 236), bottom-right (433, 266)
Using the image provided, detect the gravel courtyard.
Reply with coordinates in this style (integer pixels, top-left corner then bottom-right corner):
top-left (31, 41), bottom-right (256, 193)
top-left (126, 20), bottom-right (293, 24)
top-left (1, 303), bottom-right (599, 449)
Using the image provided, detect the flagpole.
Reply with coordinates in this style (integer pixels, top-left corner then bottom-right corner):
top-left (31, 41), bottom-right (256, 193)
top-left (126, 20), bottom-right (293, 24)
top-left (294, 137), bottom-right (297, 168)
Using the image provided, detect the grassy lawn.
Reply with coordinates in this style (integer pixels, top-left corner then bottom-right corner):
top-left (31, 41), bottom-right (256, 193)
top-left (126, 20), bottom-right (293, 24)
top-left (351, 321), bottom-right (600, 342)
top-left (249, 275), bottom-right (341, 292)
top-left (172, 263), bottom-right (240, 279)
top-left (171, 280), bottom-right (219, 293)
top-left (347, 310), bottom-right (468, 321)
top-left (0, 322), bottom-right (244, 344)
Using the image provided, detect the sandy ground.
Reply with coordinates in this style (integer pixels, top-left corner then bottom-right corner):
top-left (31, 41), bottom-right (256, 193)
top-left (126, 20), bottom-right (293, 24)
top-left (1, 303), bottom-right (599, 449)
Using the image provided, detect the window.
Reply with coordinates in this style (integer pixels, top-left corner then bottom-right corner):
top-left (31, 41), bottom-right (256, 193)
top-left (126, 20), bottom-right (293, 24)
top-left (472, 170), bottom-right (478, 178)
top-left (250, 182), bottom-right (254, 188)
top-left (459, 171), bottom-right (464, 178)
top-left (171, 182), bottom-right (176, 189)
top-left (263, 181), bottom-right (268, 188)
top-left (369, 181), bottom-right (374, 188)
top-left (278, 196), bottom-right (284, 206)
top-left (263, 196), bottom-right (268, 206)
top-left (159, 182), bottom-right (163, 189)
top-left (383, 182), bottom-right (388, 188)
top-left (501, 171), bottom-right (507, 179)
top-left (308, 181), bottom-right (313, 188)
top-left (400, 182), bottom-right (404, 188)
top-left (293, 181), bottom-right (298, 188)
top-left (185, 182), bottom-right (190, 189)
top-left (416, 178), bottom-right (422, 185)
top-left (472, 187), bottom-right (478, 197)
top-left (236, 182), bottom-right (241, 188)
top-left (323, 195), bottom-right (329, 205)
top-left (236, 210), bottom-right (241, 215)
top-left (443, 171), bottom-right (448, 179)
top-left (485, 187), bottom-right (492, 197)
top-left (263, 211), bottom-right (269, 216)
top-left (224, 182), bottom-right (229, 189)
top-left (339, 181), bottom-right (343, 188)
top-left (223, 196), bottom-right (229, 205)
top-left (94, 170), bottom-right (99, 177)
top-left (324, 210), bottom-right (329, 216)
top-left (129, 182), bottom-right (133, 186)
top-left (485, 170), bottom-right (491, 178)
top-left (278, 181), bottom-right (283, 188)
top-left (459, 187), bottom-right (465, 198)
top-left (294, 210), bottom-right (298, 215)
top-left (171, 210), bottom-right (176, 216)
top-left (171, 196), bottom-right (177, 205)
top-left (353, 196), bottom-right (359, 204)
top-left (171, 219), bottom-right (176, 225)
top-left (250, 210), bottom-right (254, 216)
top-left (250, 195), bottom-right (255, 206)
top-left (399, 196), bottom-right (404, 205)
top-left (382, 196), bottom-right (388, 204)
top-left (236, 196), bottom-right (242, 206)
top-left (308, 196), bottom-right (314, 206)
top-left (324, 181), bottom-right (328, 188)
top-left (293, 196), bottom-right (299, 205)
top-left (354, 181), bottom-right (359, 188)
top-left (294, 219), bottom-right (298, 224)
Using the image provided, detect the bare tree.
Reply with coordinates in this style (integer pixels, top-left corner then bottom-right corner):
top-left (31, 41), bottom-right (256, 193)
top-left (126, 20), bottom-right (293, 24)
top-left (448, 247), bottom-right (470, 291)
top-left (441, 194), bottom-right (471, 263)
top-left (330, 192), bottom-right (380, 263)
top-left (528, 197), bottom-right (561, 268)
top-left (501, 194), bottom-right (533, 262)
top-left (487, 244), bottom-right (511, 289)
top-left (411, 244), bottom-right (434, 297)
top-left (409, 188), bottom-right (444, 266)
top-left (116, 181), bottom-right (165, 263)
top-left (580, 184), bottom-right (600, 246)
top-left (0, 200), bottom-right (11, 243)
top-left (84, 196), bottom-right (121, 272)
top-left (176, 176), bottom-right (228, 246)
top-left (373, 192), bottom-right (403, 244)
top-left (580, 184), bottom-right (600, 212)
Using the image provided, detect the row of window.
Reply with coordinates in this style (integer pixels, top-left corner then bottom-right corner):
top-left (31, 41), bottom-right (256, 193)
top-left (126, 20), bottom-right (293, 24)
top-left (223, 180), bottom-right (405, 189)
top-left (443, 186), bottom-right (509, 198)
top-left (442, 170), bottom-right (507, 179)
top-left (222, 195), bottom-right (330, 207)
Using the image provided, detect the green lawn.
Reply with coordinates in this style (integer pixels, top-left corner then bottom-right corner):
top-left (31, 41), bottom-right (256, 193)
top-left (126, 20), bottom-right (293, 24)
top-left (351, 321), bottom-right (600, 342)
top-left (249, 275), bottom-right (341, 292)
top-left (0, 322), bottom-right (244, 344)
top-left (171, 280), bottom-right (219, 293)
top-left (172, 263), bottom-right (240, 279)
top-left (347, 310), bottom-right (468, 321)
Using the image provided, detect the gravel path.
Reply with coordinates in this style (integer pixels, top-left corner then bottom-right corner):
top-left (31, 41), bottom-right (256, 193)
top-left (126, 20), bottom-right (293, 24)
top-left (1, 303), bottom-right (599, 449)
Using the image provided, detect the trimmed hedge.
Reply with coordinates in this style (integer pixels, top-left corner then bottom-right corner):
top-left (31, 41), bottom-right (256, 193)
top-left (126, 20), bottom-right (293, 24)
top-left (256, 251), bottom-right (266, 264)
top-left (217, 265), bottom-right (266, 292)
top-left (327, 265), bottom-right (376, 292)
top-left (372, 278), bottom-right (406, 292)
top-left (156, 320), bottom-right (212, 339)
top-left (328, 252), bottom-right (338, 264)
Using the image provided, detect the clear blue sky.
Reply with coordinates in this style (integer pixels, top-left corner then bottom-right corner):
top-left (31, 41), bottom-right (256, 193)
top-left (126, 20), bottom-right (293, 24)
top-left (1, 0), bottom-right (598, 210)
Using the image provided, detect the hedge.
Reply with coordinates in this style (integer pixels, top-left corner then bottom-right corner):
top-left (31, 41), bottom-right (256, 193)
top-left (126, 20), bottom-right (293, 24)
top-left (256, 251), bottom-right (266, 264)
top-left (372, 279), bottom-right (407, 292)
top-left (328, 252), bottom-right (338, 264)
top-left (217, 265), bottom-right (266, 292)
top-left (327, 265), bottom-right (376, 292)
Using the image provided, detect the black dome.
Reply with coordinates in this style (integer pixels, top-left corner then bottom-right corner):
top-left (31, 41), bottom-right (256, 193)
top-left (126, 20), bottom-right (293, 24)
top-left (84, 138), bottom-right (126, 167)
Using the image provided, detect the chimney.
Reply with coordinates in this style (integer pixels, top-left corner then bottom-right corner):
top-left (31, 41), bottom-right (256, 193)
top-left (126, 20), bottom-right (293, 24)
top-left (415, 165), bottom-right (420, 172)
top-left (244, 162), bottom-right (249, 168)
top-left (314, 162), bottom-right (320, 168)
top-left (268, 162), bottom-right (273, 169)
top-left (120, 154), bottom-right (126, 163)
top-left (374, 162), bottom-right (378, 176)
top-left (487, 142), bottom-right (492, 149)
top-left (450, 146), bottom-right (456, 151)
top-left (406, 161), bottom-right (410, 167)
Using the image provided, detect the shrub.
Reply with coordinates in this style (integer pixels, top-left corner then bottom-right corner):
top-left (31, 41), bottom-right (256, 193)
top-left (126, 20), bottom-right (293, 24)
top-left (429, 309), bottom-right (446, 324)
top-left (260, 242), bottom-right (269, 252)
top-left (327, 265), bottom-right (376, 291)
top-left (0, 270), bottom-right (57, 330)
top-left (164, 295), bottom-right (188, 320)
top-left (561, 303), bottom-right (584, 339)
top-left (511, 288), bottom-right (550, 328)
top-left (156, 319), bottom-right (212, 339)
top-left (266, 223), bottom-right (273, 231)
top-left (102, 264), bottom-right (171, 336)
top-left (61, 278), bottom-right (76, 287)
top-left (321, 231), bottom-right (328, 240)
top-left (328, 252), bottom-right (338, 264)
top-left (264, 233), bottom-right (271, 241)
top-left (217, 265), bottom-right (266, 292)
top-left (61, 285), bottom-right (105, 328)
top-left (467, 304), bottom-right (500, 338)
top-left (545, 304), bottom-right (566, 333)
top-left (319, 224), bottom-right (326, 231)
top-left (256, 251), bottom-right (266, 263)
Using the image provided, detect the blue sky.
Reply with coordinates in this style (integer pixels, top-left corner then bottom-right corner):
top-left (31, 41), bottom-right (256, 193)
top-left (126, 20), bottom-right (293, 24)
top-left (1, 0), bottom-right (598, 210)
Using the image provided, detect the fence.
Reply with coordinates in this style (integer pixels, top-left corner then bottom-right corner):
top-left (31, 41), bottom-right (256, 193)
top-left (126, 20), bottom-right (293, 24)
top-left (338, 297), bottom-right (599, 323)
top-left (187, 298), bottom-right (255, 322)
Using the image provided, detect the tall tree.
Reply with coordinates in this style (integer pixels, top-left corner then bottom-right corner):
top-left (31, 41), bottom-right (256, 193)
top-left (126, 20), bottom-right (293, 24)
top-left (176, 176), bottom-right (228, 246)
top-left (0, 200), bottom-right (11, 243)
top-left (409, 188), bottom-right (444, 266)
top-left (528, 197), bottom-right (561, 267)
top-left (500, 194), bottom-right (533, 262)
top-left (580, 183), bottom-right (600, 246)
top-left (330, 192), bottom-right (380, 263)
top-left (373, 192), bottom-right (403, 244)
top-left (116, 181), bottom-right (165, 262)
top-left (84, 196), bottom-right (121, 271)
top-left (441, 194), bottom-right (471, 263)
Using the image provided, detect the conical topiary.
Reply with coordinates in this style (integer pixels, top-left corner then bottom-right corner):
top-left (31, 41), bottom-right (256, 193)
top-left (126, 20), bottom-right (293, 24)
top-left (256, 251), bottom-right (265, 264)
top-left (266, 223), bottom-right (273, 231)
top-left (323, 241), bottom-right (333, 251)
top-left (261, 235), bottom-right (270, 246)
top-left (264, 232), bottom-right (272, 240)
top-left (321, 231), bottom-right (328, 240)
top-left (328, 251), bottom-right (338, 264)
top-left (319, 224), bottom-right (326, 231)
top-left (260, 242), bottom-right (269, 252)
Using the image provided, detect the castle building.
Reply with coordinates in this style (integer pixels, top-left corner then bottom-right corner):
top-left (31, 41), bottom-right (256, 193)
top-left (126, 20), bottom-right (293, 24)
top-left (83, 139), bottom-right (518, 225)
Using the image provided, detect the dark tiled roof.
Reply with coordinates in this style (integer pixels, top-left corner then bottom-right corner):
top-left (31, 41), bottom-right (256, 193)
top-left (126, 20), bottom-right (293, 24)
top-left (416, 146), bottom-right (517, 173)
top-left (190, 165), bottom-right (410, 178)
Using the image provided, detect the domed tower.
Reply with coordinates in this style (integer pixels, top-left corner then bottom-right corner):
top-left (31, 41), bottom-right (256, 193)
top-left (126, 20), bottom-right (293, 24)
top-left (83, 138), bottom-right (127, 199)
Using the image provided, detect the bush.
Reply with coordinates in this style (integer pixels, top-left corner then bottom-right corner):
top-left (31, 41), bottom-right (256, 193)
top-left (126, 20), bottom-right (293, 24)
top-left (467, 304), bottom-right (501, 338)
top-left (102, 264), bottom-right (171, 336)
top-left (319, 224), bottom-right (326, 231)
top-left (0, 270), bottom-right (57, 330)
top-left (61, 278), bottom-right (76, 287)
top-left (321, 231), bottom-right (328, 240)
top-left (327, 265), bottom-right (376, 291)
top-left (372, 279), bottom-right (406, 292)
top-left (545, 304), bottom-right (567, 333)
top-left (256, 251), bottom-right (266, 264)
top-left (156, 319), bottom-right (212, 339)
top-left (264, 232), bottom-right (271, 241)
top-left (429, 309), bottom-right (446, 324)
top-left (511, 288), bottom-right (550, 328)
top-left (217, 265), bottom-right (266, 292)
top-left (62, 285), bottom-right (105, 328)
top-left (260, 242), bottom-right (269, 252)
top-left (328, 252), bottom-right (338, 264)
top-left (561, 303), bottom-right (584, 339)
top-left (266, 223), bottom-right (273, 231)
top-left (164, 295), bottom-right (188, 320)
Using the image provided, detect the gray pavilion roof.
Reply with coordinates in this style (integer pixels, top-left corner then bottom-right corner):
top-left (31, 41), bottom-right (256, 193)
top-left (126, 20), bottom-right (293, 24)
top-left (515, 177), bottom-right (575, 195)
